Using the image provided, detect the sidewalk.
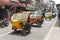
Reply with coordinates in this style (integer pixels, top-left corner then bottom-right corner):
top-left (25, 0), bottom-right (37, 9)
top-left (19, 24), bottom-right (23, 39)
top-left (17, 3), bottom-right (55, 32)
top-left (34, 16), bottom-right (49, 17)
top-left (48, 26), bottom-right (60, 40)
top-left (48, 18), bottom-right (60, 40)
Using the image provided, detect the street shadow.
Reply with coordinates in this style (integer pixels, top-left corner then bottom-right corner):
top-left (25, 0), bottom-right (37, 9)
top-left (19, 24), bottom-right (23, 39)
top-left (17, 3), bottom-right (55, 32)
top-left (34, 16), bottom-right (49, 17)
top-left (31, 23), bottom-right (42, 28)
top-left (0, 26), bottom-right (8, 28)
top-left (55, 19), bottom-right (60, 27)
top-left (58, 19), bottom-right (60, 27)
top-left (9, 30), bottom-right (31, 36)
top-left (31, 25), bottom-right (42, 28)
top-left (45, 19), bottom-right (52, 21)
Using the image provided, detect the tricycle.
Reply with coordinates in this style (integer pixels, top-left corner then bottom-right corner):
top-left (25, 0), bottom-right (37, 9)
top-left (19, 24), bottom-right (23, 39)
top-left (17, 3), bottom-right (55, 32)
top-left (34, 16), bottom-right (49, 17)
top-left (51, 12), bottom-right (56, 18)
top-left (45, 12), bottom-right (52, 20)
top-left (30, 11), bottom-right (44, 27)
top-left (11, 11), bottom-right (31, 35)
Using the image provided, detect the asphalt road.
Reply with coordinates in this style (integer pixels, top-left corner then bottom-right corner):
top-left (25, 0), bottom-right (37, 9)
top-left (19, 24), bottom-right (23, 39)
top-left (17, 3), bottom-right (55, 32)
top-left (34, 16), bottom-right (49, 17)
top-left (0, 17), bottom-right (57, 40)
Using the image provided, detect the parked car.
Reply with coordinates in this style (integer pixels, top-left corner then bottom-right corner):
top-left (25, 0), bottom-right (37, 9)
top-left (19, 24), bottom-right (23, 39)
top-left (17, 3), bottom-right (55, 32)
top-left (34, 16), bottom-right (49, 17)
top-left (11, 11), bottom-right (31, 35)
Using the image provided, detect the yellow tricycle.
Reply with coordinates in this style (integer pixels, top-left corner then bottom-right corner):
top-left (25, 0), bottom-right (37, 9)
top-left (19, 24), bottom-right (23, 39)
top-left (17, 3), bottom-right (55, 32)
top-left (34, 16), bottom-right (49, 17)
top-left (11, 12), bottom-right (31, 35)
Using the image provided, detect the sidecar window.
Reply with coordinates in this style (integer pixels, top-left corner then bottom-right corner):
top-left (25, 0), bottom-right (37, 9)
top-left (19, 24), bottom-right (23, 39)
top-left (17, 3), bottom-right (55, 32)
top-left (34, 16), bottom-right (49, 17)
top-left (13, 14), bottom-right (20, 20)
top-left (22, 13), bottom-right (28, 18)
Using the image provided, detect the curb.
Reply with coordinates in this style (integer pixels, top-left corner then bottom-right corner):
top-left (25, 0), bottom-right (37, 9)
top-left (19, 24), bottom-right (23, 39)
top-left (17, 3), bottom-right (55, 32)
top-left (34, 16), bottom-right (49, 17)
top-left (43, 16), bottom-right (58, 40)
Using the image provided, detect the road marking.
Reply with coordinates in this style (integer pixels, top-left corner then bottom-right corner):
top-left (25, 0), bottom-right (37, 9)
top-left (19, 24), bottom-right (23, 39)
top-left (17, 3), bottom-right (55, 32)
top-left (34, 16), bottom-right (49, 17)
top-left (43, 16), bottom-right (58, 40)
top-left (0, 31), bottom-right (13, 38)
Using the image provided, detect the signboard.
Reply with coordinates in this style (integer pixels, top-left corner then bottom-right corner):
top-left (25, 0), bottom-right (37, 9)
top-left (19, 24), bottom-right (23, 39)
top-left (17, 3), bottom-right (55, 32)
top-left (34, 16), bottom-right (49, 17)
top-left (11, 0), bottom-right (19, 2)
top-left (26, 4), bottom-right (36, 10)
top-left (0, 0), bottom-right (10, 3)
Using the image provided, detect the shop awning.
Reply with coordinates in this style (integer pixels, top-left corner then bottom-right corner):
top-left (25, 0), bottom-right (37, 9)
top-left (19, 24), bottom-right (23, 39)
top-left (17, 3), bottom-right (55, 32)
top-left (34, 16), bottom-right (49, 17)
top-left (0, 0), bottom-right (26, 8)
